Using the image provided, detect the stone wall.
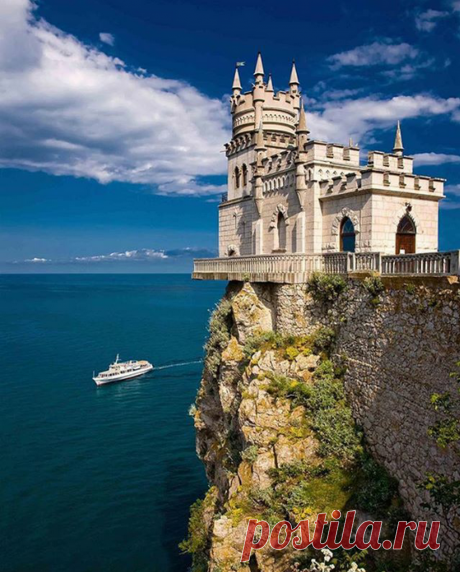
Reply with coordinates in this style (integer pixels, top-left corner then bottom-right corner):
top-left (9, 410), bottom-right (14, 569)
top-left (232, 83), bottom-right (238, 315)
top-left (244, 276), bottom-right (460, 559)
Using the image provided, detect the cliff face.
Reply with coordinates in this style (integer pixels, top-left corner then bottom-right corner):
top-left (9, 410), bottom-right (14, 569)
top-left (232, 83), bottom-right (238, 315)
top-left (185, 278), bottom-right (460, 572)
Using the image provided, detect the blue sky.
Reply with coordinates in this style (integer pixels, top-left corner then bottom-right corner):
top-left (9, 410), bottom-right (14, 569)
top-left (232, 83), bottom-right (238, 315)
top-left (0, 0), bottom-right (459, 272)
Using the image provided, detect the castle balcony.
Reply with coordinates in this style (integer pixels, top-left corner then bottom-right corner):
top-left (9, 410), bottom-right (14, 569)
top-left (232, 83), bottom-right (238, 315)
top-left (192, 251), bottom-right (460, 283)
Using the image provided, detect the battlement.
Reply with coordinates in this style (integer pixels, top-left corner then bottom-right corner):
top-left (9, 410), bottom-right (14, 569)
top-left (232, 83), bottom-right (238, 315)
top-left (318, 168), bottom-right (445, 200)
top-left (368, 150), bottom-right (413, 174)
top-left (303, 140), bottom-right (360, 167)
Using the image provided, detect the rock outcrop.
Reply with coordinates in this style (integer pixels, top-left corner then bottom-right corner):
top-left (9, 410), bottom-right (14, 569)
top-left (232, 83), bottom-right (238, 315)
top-left (185, 278), bottom-right (460, 571)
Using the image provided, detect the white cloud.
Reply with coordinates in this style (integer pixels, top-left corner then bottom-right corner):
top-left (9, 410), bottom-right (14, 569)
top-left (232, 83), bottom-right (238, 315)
top-left (307, 95), bottom-right (460, 145)
top-left (382, 58), bottom-right (437, 81)
top-left (434, 185), bottom-right (460, 210)
top-left (99, 32), bottom-right (115, 46)
top-left (415, 9), bottom-right (449, 32)
top-left (453, 1), bottom-right (460, 11)
top-left (20, 247), bottom-right (217, 264)
top-left (445, 184), bottom-right (460, 196)
top-left (413, 153), bottom-right (460, 166)
top-left (328, 40), bottom-right (419, 68)
top-left (75, 249), bottom-right (168, 262)
top-left (0, 0), bottom-right (230, 195)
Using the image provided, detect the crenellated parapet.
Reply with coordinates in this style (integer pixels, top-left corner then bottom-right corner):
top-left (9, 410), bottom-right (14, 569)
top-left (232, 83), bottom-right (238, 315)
top-left (318, 167), bottom-right (444, 200)
top-left (368, 151), bottom-right (413, 174)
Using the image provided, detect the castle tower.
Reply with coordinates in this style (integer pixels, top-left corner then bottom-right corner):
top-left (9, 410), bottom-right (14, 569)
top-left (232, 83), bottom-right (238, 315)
top-left (225, 54), bottom-right (303, 200)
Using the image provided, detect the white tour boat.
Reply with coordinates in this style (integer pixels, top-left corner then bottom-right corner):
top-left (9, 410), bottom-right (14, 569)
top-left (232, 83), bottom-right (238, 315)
top-left (93, 354), bottom-right (154, 385)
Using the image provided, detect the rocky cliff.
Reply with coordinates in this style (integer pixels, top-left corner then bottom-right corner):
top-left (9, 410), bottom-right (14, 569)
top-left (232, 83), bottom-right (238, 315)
top-left (182, 276), bottom-right (460, 572)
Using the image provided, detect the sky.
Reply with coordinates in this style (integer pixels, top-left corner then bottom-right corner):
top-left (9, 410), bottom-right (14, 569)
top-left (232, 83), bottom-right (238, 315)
top-left (0, 0), bottom-right (459, 273)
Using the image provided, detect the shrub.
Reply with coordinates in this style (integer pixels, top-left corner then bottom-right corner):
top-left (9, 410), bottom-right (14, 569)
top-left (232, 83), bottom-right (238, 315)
top-left (309, 360), bottom-right (362, 460)
top-left (180, 487), bottom-right (217, 571)
top-left (268, 461), bottom-right (310, 484)
top-left (363, 276), bottom-right (385, 306)
top-left (307, 273), bottom-right (347, 304)
top-left (428, 418), bottom-right (460, 448)
top-left (241, 444), bottom-right (259, 465)
top-left (243, 330), bottom-right (284, 359)
top-left (285, 346), bottom-right (300, 361)
top-left (204, 299), bottom-right (233, 376)
top-left (352, 454), bottom-right (399, 517)
top-left (363, 276), bottom-right (385, 297)
top-left (310, 326), bottom-right (336, 355)
top-left (265, 373), bottom-right (312, 406)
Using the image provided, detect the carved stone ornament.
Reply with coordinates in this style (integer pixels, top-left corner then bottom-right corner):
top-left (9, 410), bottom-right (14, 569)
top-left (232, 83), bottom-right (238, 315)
top-left (331, 207), bottom-right (360, 236)
top-left (269, 204), bottom-right (289, 229)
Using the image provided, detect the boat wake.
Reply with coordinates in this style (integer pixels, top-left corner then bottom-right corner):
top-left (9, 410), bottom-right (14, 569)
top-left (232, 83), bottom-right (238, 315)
top-left (155, 359), bottom-right (203, 371)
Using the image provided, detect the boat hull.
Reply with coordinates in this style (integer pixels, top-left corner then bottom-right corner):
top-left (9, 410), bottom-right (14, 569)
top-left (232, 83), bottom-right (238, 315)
top-left (93, 364), bottom-right (153, 385)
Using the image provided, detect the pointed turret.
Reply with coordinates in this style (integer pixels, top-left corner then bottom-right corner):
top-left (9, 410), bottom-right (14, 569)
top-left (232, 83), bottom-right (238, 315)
top-left (289, 60), bottom-right (300, 86)
top-left (289, 59), bottom-right (300, 105)
top-left (296, 100), bottom-right (309, 135)
top-left (253, 53), bottom-right (265, 127)
top-left (393, 121), bottom-right (404, 157)
top-left (232, 67), bottom-right (242, 94)
top-left (254, 52), bottom-right (264, 80)
top-left (266, 73), bottom-right (274, 92)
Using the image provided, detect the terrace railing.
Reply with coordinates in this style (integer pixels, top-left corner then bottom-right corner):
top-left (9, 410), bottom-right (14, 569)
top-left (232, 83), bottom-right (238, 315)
top-left (193, 251), bottom-right (460, 283)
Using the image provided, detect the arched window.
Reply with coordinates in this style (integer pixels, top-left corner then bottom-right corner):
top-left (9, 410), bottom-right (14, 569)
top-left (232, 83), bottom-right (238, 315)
top-left (340, 217), bottom-right (356, 253)
top-left (242, 164), bottom-right (248, 187)
top-left (234, 167), bottom-right (240, 189)
top-left (276, 212), bottom-right (287, 252)
top-left (396, 215), bottom-right (416, 254)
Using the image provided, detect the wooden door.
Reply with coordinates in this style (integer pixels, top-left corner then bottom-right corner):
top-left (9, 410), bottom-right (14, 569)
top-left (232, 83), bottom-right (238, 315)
top-left (396, 233), bottom-right (416, 254)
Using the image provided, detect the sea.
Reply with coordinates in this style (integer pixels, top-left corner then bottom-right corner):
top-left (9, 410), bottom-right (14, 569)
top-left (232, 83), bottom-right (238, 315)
top-left (0, 274), bottom-right (225, 572)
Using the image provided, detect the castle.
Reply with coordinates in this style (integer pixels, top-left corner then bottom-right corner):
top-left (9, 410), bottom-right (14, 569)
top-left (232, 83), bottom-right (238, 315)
top-left (219, 53), bottom-right (444, 258)
top-left (193, 53), bottom-right (457, 282)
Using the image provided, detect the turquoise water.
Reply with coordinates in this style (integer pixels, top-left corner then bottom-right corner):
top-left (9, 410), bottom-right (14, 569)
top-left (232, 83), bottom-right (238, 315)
top-left (0, 274), bottom-right (225, 572)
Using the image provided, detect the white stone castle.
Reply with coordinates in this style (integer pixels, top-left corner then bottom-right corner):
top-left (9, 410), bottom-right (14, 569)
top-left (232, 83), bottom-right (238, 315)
top-left (194, 54), bottom-right (458, 282)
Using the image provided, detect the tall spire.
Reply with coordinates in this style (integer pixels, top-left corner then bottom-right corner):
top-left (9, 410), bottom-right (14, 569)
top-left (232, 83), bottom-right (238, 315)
top-left (254, 52), bottom-right (264, 79)
top-left (393, 121), bottom-right (404, 156)
top-left (289, 60), bottom-right (300, 86)
top-left (266, 73), bottom-right (274, 92)
top-left (232, 67), bottom-right (242, 93)
top-left (296, 99), bottom-right (309, 134)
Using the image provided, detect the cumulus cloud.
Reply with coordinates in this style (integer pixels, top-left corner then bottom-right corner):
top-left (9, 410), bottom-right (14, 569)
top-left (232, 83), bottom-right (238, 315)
top-left (328, 39), bottom-right (419, 68)
top-left (413, 153), bottom-right (460, 166)
top-left (0, 0), bottom-right (230, 195)
top-left (99, 32), bottom-right (115, 46)
top-left (445, 183), bottom-right (460, 195)
top-left (415, 9), bottom-right (449, 32)
top-left (20, 247), bottom-right (217, 264)
top-left (307, 94), bottom-right (460, 145)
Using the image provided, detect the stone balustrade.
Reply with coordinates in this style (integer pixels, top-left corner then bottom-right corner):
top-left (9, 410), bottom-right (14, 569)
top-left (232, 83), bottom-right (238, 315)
top-left (193, 251), bottom-right (460, 283)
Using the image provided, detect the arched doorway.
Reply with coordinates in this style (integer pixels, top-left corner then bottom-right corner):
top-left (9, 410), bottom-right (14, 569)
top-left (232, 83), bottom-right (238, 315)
top-left (340, 217), bottom-right (356, 252)
top-left (275, 212), bottom-right (287, 252)
top-left (396, 215), bottom-right (416, 254)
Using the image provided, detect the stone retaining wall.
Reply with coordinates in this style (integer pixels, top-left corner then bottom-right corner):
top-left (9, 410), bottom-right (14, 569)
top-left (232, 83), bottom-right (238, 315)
top-left (230, 277), bottom-right (460, 559)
